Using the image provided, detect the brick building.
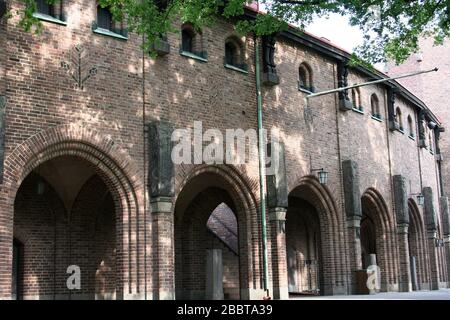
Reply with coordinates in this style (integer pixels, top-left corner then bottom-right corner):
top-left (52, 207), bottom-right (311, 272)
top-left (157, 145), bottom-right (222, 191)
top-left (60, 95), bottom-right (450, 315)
top-left (0, 0), bottom-right (449, 300)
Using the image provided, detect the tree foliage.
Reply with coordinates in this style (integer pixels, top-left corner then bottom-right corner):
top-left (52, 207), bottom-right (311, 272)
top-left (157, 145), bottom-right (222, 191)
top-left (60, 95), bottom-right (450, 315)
top-left (7, 0), bottom-right (450, 64)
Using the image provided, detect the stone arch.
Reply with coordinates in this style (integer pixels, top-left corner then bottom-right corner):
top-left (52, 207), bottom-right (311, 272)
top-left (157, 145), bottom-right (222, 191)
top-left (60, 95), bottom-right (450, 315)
top-left (361, 188), bottom-right (397, 291)
top-left (287, 175), bottom-right (345, 295)
top-left (1, 123), bottom-right (144, 299)
top-left (174, 164), bottom-right (260, 299)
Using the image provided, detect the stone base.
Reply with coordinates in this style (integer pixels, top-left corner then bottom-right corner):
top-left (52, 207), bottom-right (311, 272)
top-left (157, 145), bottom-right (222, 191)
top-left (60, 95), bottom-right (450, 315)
top-left (339, 98), bottom-right (352, 111)
top-left (262, 72), bottom-right (280, 86)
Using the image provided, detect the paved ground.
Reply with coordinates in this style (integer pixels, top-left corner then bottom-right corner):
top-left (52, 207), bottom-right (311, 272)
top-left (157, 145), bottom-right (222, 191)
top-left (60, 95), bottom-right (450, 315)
top-left (290, 289), bottom-right (450, 300)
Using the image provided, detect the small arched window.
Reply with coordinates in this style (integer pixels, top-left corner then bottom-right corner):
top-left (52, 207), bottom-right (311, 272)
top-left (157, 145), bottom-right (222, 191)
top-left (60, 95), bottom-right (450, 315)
top-left (370, 94), bottom-right (380, 118)
top-left (97, 5), bottom-right (113, 31)
top-left (224, 37), bottom-right (246, 71)
top-left (351, 87), bottom-right (362, 111)
top-left (298, 63), bottom-right (314, 92)
top-left (35, 0), bottom-right (64, 21)
top-left (395, 107), bottom-right (403, 131)
top-left (181, 23), bottom-right (205, 59)
top-left (36, 0), bottom-right (54, 16)
top-left (407, 115), bottom-right (414, 138)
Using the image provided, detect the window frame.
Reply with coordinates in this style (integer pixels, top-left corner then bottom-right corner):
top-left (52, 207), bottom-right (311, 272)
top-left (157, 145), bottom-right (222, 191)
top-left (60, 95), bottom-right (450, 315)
top-left (33, 0), bottom-right (67, 26)
top-left (92, 5), bottom-right (128, 40)
top-left (179, 23), bottom-right (207, 61)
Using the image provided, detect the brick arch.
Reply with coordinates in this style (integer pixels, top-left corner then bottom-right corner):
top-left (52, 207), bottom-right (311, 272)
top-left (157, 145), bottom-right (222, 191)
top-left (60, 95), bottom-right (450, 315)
top-left (408, 198), bottom-right (430, 289)
top-left (361, 187), bottom-right (397, 291)
top-left (174, 164), bottom-right (261, 299)
top-left (288, 175), bottom-right (346, 295)
top-left (1, 123), bottom-right (145, 299)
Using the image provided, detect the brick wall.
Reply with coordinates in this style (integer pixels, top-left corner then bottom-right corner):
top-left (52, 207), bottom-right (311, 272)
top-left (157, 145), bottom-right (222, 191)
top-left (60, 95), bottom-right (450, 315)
top-left (0, 0), bottom-right (447, 299)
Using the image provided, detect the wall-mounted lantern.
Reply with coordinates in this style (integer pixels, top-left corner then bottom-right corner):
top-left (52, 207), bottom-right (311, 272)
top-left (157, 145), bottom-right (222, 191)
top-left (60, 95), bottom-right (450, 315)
top-left (309, 154), bottom-right (328, 185)
top-left (416, 193), bottom-right (424, 206)
top-left (435, 238), bottom-right (444, 248)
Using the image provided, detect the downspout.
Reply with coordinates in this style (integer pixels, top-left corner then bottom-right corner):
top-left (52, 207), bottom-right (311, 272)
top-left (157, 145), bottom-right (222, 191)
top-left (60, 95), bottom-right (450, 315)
top-left (254, 35), bottom-right (270, 298)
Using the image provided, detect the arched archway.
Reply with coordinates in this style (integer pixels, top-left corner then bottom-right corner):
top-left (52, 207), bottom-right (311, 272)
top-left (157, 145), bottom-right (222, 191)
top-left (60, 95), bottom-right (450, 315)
top-left (1, 124), bottom-right (143, 300)
top-left (174, 165), bottom-right (259, 300)
top-left (13, 159), bottom-right (117, 299)
top-left (360, 188), bottom-right (397, 292)
top-left (286, 175), bottom-right (344, 296)
top-left (407, 199), bottom-right (429, 290)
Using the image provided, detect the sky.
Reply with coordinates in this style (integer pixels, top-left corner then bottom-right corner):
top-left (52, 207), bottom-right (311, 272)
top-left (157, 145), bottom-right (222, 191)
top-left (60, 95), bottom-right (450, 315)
top-left (305, 13), bottom-right (364, 53)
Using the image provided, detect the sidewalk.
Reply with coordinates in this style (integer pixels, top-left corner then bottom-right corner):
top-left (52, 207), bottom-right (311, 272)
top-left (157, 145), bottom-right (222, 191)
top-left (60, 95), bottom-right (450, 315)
top-left (290, 289), bottom-right (450, 300)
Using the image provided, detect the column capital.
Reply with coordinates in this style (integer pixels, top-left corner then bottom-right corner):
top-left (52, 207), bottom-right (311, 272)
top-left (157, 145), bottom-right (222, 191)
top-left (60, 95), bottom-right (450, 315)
top-left (346, 217), bottom-right (361, 228)
top-left (397, 223), bottom-right (409, 234)
top-left (150, 196), bottom-right (173, 214)
top-left (268, 207), bottom-right (287, 221)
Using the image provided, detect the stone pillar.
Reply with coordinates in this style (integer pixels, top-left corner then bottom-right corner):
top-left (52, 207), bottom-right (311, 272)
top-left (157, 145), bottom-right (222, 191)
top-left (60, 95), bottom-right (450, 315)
top-left (423, 187), bottom-right (440, 290)
top-left (441, 196), bottom-right (450, 287)
top-left (268, 208), bottom-right (288, 299)
top-left (266, 142), bottom-right (288, 299)
top-left (393, 175), bottom-right (411, 292)
top-left (342, 160), bottom-right (363, 293)
top-left (410, 256), bottom-right (418, 291)
top-left (205, 249), bottom-right (224, 300)
top-left (148, 121), bottom-right (175, 299)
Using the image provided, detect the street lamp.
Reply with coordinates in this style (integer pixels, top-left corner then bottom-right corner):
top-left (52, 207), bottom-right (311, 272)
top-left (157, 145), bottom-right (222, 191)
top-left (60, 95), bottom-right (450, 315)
top-left (416, 194), bottom-right (424, 206)
top-left (309, 155), bottom-right (328, 185)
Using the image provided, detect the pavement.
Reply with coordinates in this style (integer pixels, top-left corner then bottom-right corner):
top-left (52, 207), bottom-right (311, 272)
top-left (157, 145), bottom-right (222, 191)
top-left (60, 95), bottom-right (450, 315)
top-left (290, 288), bottom-right (450, 300)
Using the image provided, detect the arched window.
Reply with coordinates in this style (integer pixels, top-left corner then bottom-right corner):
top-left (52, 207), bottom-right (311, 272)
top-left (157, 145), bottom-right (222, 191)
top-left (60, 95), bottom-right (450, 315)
top-left (351, 87), bottom-right (362, 111)
top-left (395, 107), bottom-right (403, 131)
top-left (94, 5), bottom-right (127, 37)
top-left (370, 94), bottom-right (380, 118)
top-left (408, 115), bottom-right (414, 138)
top-left (298, 63), bottom-right (314, 92)
top-left (181, 23), bottom-right (206, 59)
top-left (224, 37), bottom-right (246, 71)
top-left (97, 5), bottom-right (112, 31)
top-left (35, 0), bottom-right (64, 20)
top-left (36, 0), bottom-right (54, 16)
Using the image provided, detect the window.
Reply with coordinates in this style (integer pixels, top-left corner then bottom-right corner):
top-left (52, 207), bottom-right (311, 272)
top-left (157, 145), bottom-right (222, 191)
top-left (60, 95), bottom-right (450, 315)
top-left (180, 23), bottom-right (206, 60)
top-left (36, 0), bottom-right (54, 16)
top-left (224, 37), bottom-right (247, 72)
top-left (371, 94), bottom-right (380, 119)
top-left (408, 115), bottom-right (415, 139)
top-left (97, 6), bottom-right (112, 31)
top-left (93, 5), bottom-right (128, 39)
top-left (182, 28), bottom-right (194, 53)
top-left (34, 0), bottom-right (65, 23)
top-left (298, 63), bottom-right (313, 92)
top-left (395, 107), bottom-right (403, 131)
top-left (351, 87), bottom-right (362, 111)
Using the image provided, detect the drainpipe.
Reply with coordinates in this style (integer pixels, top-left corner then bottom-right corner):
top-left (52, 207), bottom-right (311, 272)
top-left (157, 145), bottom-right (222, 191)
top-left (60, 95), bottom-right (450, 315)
top-left (254, 35), bottom-right (270, 298)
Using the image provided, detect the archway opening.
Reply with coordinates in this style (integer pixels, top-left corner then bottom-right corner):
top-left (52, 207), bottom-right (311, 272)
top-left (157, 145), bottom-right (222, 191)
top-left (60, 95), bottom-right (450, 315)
top-left (360, 190), bottom-right (393, 292)
top-left (12, 156), bottom-right (117, 300)
top-left (408, 199), bottom-right (427, 291)
top-left (174, 171), bottom-right (249, 300)
top-left (286, 197), bottom-right (322, 295)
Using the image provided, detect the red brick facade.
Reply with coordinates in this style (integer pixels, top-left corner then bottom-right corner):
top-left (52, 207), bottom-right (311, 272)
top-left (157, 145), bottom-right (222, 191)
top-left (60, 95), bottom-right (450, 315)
top-left (0, 1), bottom-right (448, 299)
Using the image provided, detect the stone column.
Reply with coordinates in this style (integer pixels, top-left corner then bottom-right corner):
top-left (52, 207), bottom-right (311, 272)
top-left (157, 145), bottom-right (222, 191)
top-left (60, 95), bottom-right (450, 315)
top-left (342, 160), bottom-right (363, 293)
top-left (423, 187), bottom-right (440, 290)
top-left (148, 121), bottom-right (175, 299)
top-left (440, 196), bottom-right (450, 287)
top-left (268, 208), bottom-right (288, 299)
top-left (266, 142), bottom-right (289, 299)
top-left (205, 249), bottom-right (224, 300)
top-left (393, 175), bottom-right (411, 292)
